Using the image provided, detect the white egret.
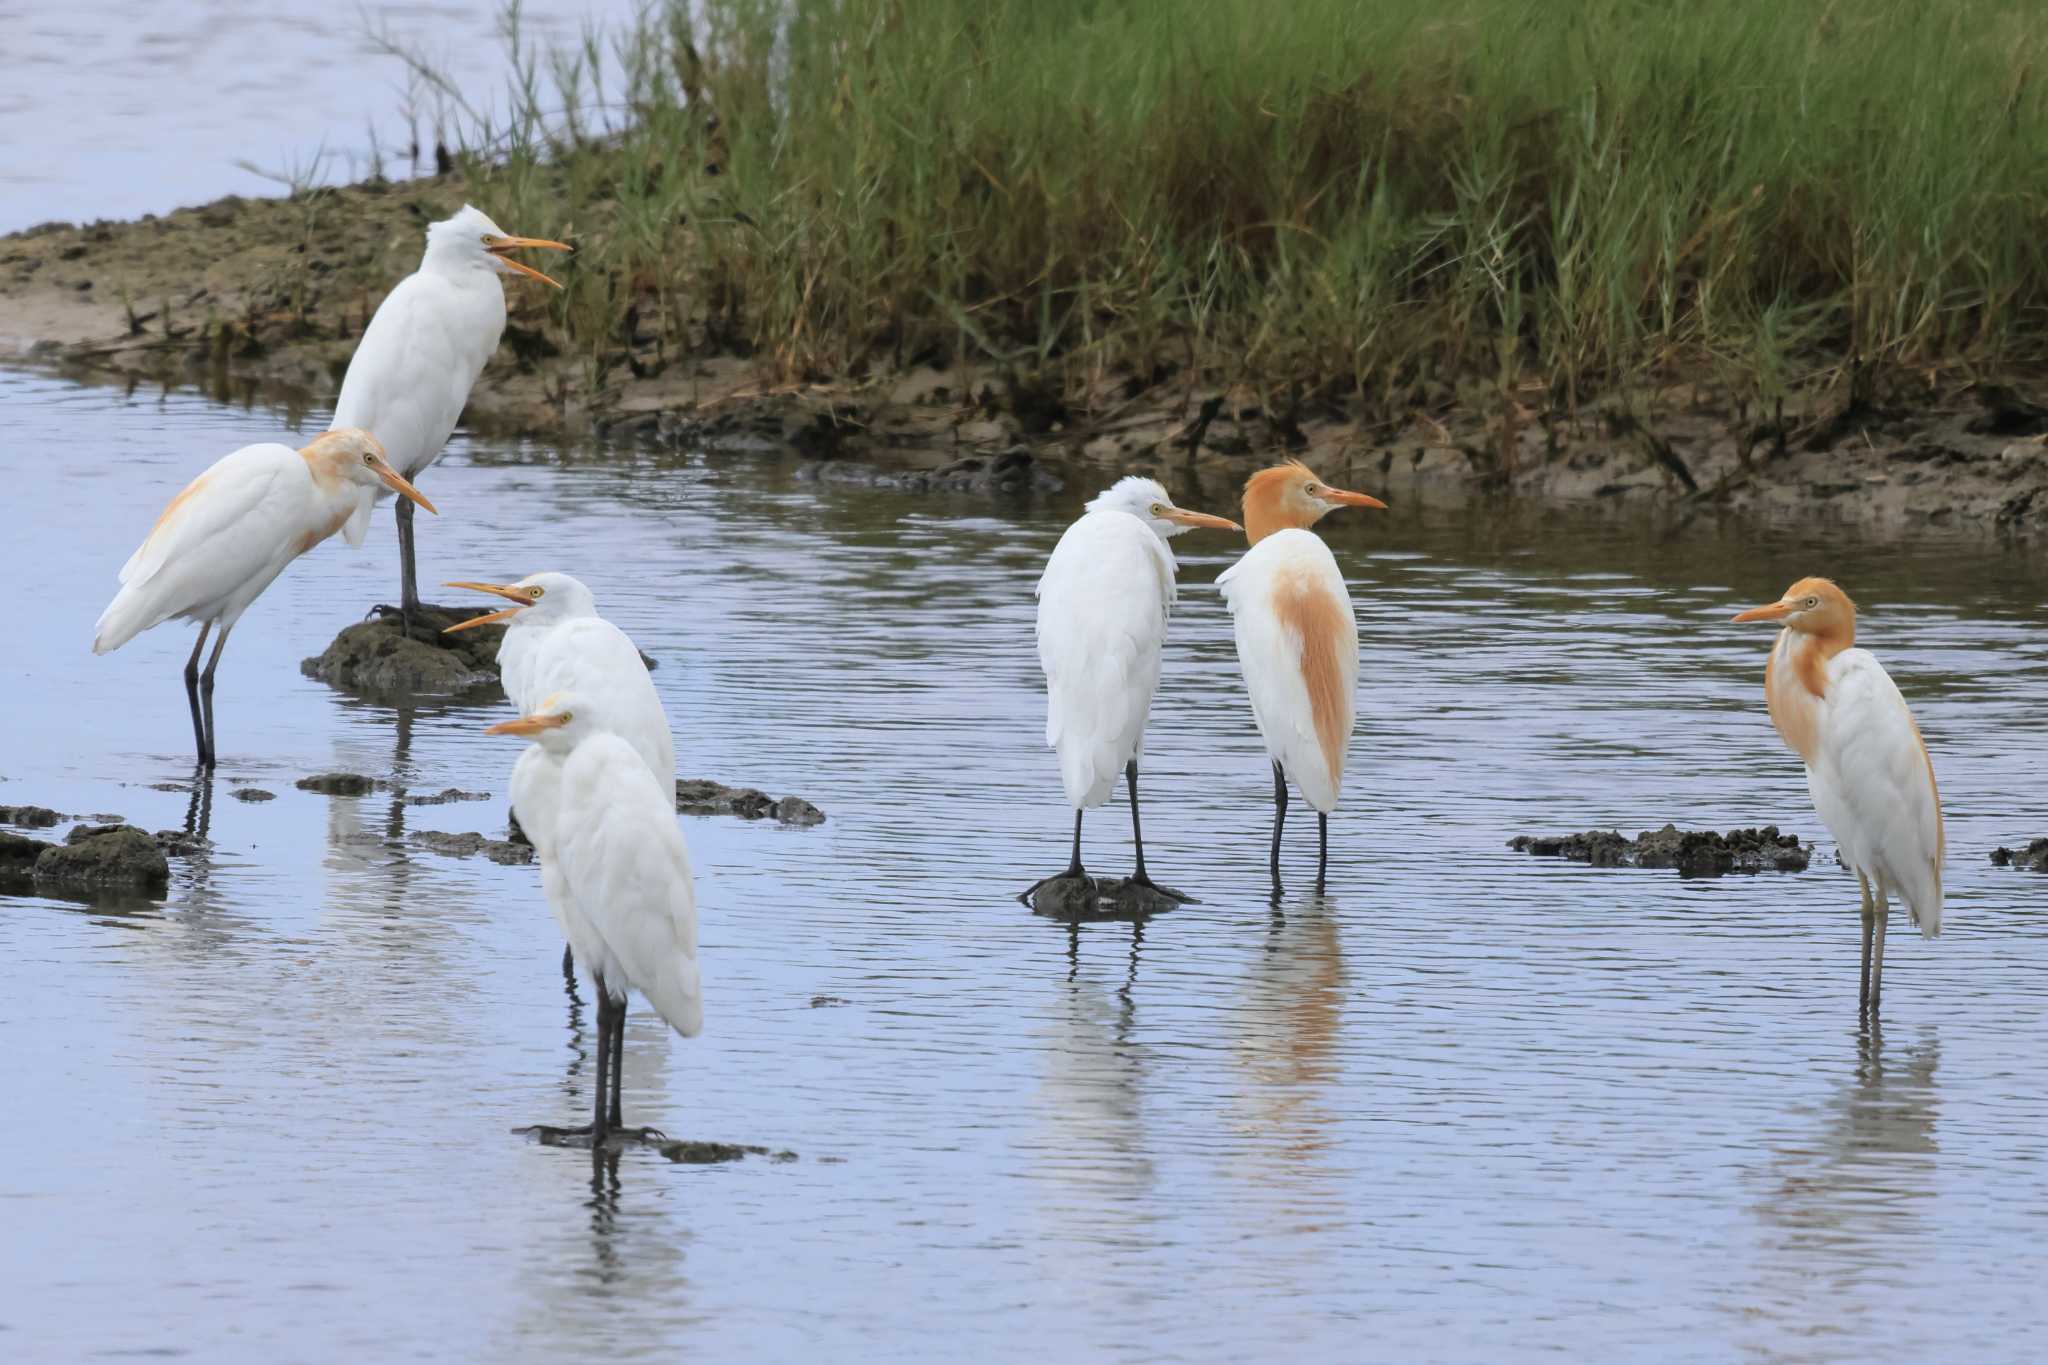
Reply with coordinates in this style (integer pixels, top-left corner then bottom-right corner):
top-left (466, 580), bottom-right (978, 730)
top-left (92, 428), bottom-right (435, 767)
top-left (443, 572), bottom-right (675, 791)
top-left (1732, 577), bottom-right (1943, 1011)
top-left (1032, 476), bottom-right (1239, 892)
top-left (488, 691), bottom-right (701, 1145)
top-left (333, 204), bottom-right (570, 628)
top-left (1217, 461), bottom-right (1384, 888)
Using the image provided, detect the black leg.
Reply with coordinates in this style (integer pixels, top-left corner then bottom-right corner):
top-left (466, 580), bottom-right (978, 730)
top-left (1268, 761), bottom-right (1288, 888)
top-left (1316, 812), bottom-right (1328, 890)
top-left (395, 495), bottom-right (420, 634)
top-left (1857, 874), bottom-right (1874, 1014)
top-left (1126, 760), bottom-right (1155, 887)
top-left (197, 624), bottom-right (231, 769)
top-left (562, 943), bottom-right (575, 979)
top-left (182, 623), bottom-right (211, 767)
top-left (608, 993), bottom-right (626, 1131)
top-left (591, 980), bottom-right (613, 1146)
top-left (1067, 808), bottom-right (1084, 878)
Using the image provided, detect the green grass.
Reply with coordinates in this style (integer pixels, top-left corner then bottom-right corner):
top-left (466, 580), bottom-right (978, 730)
top-left (405, 0), bottom-right (2048, 423)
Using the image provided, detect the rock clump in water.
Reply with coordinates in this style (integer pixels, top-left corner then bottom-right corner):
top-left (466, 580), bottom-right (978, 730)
top-left (230, 787), bottom-right (276, 803)
top-left (0, 804), bottom-right (62, 828)
top-left (1990, 839), bottom-right (2048, 871)
top-left (297, 772), bottom-right (378, 797)
top-left (794, 447), bottom-right (1062, 496)
top-left (675, 780), bottom-right (826, 825)
top-left (300, 605), bottom-right (502, 697)
top-left (1508, 823), bottom-right (1810, 875)
top-left (1025, 874), bottom-right (1189, 920)
top-left (1, 824), bottom-right (174, 894)
top-left (410, 830), bottom-right (535, 865)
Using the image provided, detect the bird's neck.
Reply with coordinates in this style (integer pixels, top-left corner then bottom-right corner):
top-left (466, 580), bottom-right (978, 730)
top-left (1243, 500), bottom-right (1309, 546)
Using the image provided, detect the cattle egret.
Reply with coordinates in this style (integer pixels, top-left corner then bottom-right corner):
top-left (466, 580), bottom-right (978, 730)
top-left (489, 692), bottom-right (700, 1145)
top-left (1218, 461), bottom-right (1384, 888)
top-left (1031, 477), bottom-right (1239, 894)
top-left (93, 428), bottom-right (435, 767)
top-left (1733, 577), bottom-right (1943, 1011)
top-left (334, 205), bottom-right (569, 627)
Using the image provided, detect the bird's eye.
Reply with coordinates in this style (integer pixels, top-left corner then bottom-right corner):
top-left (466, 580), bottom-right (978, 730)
top-left (363, 453), bottom-right (375, 466)
top-left (529, 587), bottom-right (544, 599)
top-left (1151, 504), bottom-right (1165, 516)
top-left (559, 710), bottom-right (573, 723)
top-left (1305, 483), bottom-right (1319, 495)
top-left (1804, 596), bottom-right (1819, 609)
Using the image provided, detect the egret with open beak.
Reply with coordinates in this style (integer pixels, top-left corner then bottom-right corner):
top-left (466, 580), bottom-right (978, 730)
top-left (332, 204), bottom-right (573, 630)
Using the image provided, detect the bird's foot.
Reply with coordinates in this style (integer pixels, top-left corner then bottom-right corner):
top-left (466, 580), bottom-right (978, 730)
top-left (516, 1122), bottom-right (670, 1149)
top-left (1126, 872), bottom-right (1191, 904)
top-left (517, 1123), bottom-right (599, 1148)
top-left (1019, 869), bottom-right (1094, 912)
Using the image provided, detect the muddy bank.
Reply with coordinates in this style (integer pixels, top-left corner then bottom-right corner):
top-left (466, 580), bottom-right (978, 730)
top-left (1509, 824), bottom-right (1811, 876)
top-left (8, 180), bottom-right (2048, 529)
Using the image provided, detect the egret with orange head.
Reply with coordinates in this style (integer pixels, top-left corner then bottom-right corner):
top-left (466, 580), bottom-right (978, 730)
top-left (1732, 577), bottom-right (1943, 1012)
top-left (92, 429), bottom-right (436, 767)
top-left (1218, 461), bottom-right (1385, 889)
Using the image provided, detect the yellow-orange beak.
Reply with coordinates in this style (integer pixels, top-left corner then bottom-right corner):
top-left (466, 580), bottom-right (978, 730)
top-left (484, 234), bottom-right (572, 289)
top-left (373, 461), bottom-right (437, 515)
top-left (1731, 600), bottom-right (1795, 624)
top-left (445, 580), bottom-right (532, 604)
top-left (485, 712), bottom-right (568, 737)
top-left (1160, 507), bottom-right (1242, 532)
top-left (442, 580), bottom-right (535, 634)
top-left (1324, 487), bottom-right (1389, 510)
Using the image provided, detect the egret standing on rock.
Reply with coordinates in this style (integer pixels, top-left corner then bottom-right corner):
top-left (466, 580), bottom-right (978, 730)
top-left (334, 204), bottom-right (569, 629)
top-left (1031, 476), bottom-right (1239, 897)
top-left (1218, 461), bottom-right (1384, 890)
top-left (1733, 577), bottom-right (1943, 1012)
top-left (489, 692), bottom-right (701, 1146)
top-left (92, 429), bottom-right (435, 768)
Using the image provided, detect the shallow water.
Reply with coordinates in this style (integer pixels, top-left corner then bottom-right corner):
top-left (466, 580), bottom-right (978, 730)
top-left (0, 0), bottom-right (640, 233)
top-left (4, 364), bottom-right (2048, 1360)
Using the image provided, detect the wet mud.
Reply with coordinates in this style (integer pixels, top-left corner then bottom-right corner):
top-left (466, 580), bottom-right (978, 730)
top-left (1024, 874), bottom-right (1189, 920)
top-left (0, 804), bottom-right (62, 828)
top-left (409, 830), bottom-right (535, 865)
top-left (674, 780), bottom-right (825, 825)
top-left (1990, 839), bottom-right (2048, 871)
top-left (300, 605), bottom-right (503, 698)
top-left (0, 822), bottom-right (170, 895)
top-left (1509, 823), bottom-right (1811, 875)
top-left (794, 447), bottom-right (1063, 496)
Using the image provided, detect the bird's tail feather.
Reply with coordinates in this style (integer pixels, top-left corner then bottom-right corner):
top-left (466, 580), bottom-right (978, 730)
top-left (644, 954), bottom-right (703, 1038)
top-left (92, 584), bottom-right (158, 655)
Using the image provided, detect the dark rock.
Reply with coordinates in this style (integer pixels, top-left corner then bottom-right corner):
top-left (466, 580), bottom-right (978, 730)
top-left (793, 446), bottom-right (1062, 496)
top-left (1025, 873), bottom-right (1189, 920)
top-left (657, 1141), bottom-right (798, 1165)
top-left (1990, 838), bottom-right (2048, 872)
top-left (1509, 823), bottom-right (1810, 875)
top-left (0, 829), bottom-right (53, 879)
top-left (399, 787), bottom-right (490, 806)
top-left (300, 604), bottom-right (502, 697)
top-left (153, 829), bottom-right (210, 857)
top-left (230, 788), bottom-right (276, 803)
top-left (809, 995), bottom-right (849, 1008)
top-left (34, 824), bottom-right (169, 892)
top-left (0, 804), bottom-right (62, 828)
top-left (676, 779), bottom-right (826, 824)
top-left (410, 830), bottom-right (535, 865)
top-left (296, 772), bottom-right (377, 797)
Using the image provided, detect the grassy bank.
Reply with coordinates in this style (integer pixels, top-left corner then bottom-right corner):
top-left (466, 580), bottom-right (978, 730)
top-left (418, 0), bottom-right (2048, 423)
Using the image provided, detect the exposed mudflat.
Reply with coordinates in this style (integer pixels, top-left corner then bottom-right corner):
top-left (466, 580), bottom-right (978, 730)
top-left (1510, 823), bottom-right (1812, 876)
top-left (8, 180), bottom-right (2048, 530)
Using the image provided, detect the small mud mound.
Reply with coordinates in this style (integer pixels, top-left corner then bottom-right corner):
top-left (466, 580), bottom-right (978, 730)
top-left (1990, 839), bottom-right (2048, 871)
top-left (401, 788), bottom-right (490, 806)
top-left (1025, 874), bottom-right (1189, 920)
top-left (297, 772), bottom-right (378, 797)
top-left (0, 804), bottom-right (62, 829)
top-left (300, 604), bottom-right (502, 697)
top-left (1509, 823), bottom-right (1810, 875)
top-left (410, 830), bottom-right (535, 865)
top-left (675, 779), bottom-right (826, 825)
top-left (26, 824), bottom-right (171, 893)
top-left (230, 787), bottom-right (276, 803)
top-left (659, 1141), bottom-right (799, 1165)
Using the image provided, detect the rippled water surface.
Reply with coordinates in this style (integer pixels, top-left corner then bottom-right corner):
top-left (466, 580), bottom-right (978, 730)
top-left (4, 365), bottom-right (2048, 1361)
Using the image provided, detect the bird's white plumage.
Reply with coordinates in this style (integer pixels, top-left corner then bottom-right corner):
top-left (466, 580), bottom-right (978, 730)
top-left (1218, 528), bottom-right (1359, 813)
top-left (94, 438), bottom-right (378, 653)
top-left (332, 206), bottom-right (512, 487)
top-left (495, 574), bottom-right (676, 791)
top-left (1772, 637), bottom-right (1944, 935)
top-left (551, 730), bottom-right (702, 1036)
top-left (1035, 483), bottom-right (1182, 809)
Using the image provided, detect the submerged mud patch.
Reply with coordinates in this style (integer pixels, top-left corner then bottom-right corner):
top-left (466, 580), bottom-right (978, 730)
top-left (410, 830), bottom-right (535, 865)
top-left (300, 605), bottom-right (502, 698)
top-left (1990, 839), bottom-right (2048, 871)
top-left (675, 780), bottom-right (826, 825)
top-left (1509, 823), bottom-right (1811, 875)
top-left (1024, 874), bottom-right (1189, 920)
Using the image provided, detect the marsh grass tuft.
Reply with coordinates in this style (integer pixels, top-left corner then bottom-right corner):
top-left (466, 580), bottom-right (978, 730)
top-left (398, 0), bottom-right (2048, 423)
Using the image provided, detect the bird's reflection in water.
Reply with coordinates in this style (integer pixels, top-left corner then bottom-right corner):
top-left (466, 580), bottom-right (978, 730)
top-left (1030, 917), bottom-right (1160, 1259)
top-left (1228, 890), bottom-right (1351, 1230)
top-left (1742, 1020), bottom-right (1941, 1342)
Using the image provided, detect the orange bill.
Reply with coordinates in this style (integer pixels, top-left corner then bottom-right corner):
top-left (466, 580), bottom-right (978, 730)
top-left (485, 234), bottom-right (573, 289)
top-left (375, 463), bottom-right (437, 514)
top-left (1160, 507), bottom-right (1241, 532)
top-left (1324, 487), bottom-right (1388, 510)
top-left (443, 604), bottom-right (524, 635)
top-left (484, 712), bottom-right (568, 737)
top-left (1731, 600), bottom-right (1795, 623)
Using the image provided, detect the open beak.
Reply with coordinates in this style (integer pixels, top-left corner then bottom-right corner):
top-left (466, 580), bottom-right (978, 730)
top-left (1324, 487), bottom-right (1389, 510)
top-left (485, 234), bottom-right (573, 290)
top-left (373, 462), bottom-right (437, 514)
top-left (484, 712), bottom-right (566, 737)
top-left (1731, 600), bottom-right (1795, 623)
top-left (446, 580), bottom-right (532, 604)
top-left (1160, 507), bottom-right (1242, 532)
top-left (443, 580), bottom-right (535, 634)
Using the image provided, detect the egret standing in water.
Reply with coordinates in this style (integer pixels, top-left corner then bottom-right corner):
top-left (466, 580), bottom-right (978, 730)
top-left (489, 692), bottom-right (701, 1146)
top-left (1218, 461), bottom-right (1384, 889)
top-left (334, 205), bottom-right (569, 629)
top-left (93, 429), bottom-right (435, 767)
top-left (1031, 476), bottom-right (1239, 895)
top-left (1733, 578), bottom-right (1943, 1012)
